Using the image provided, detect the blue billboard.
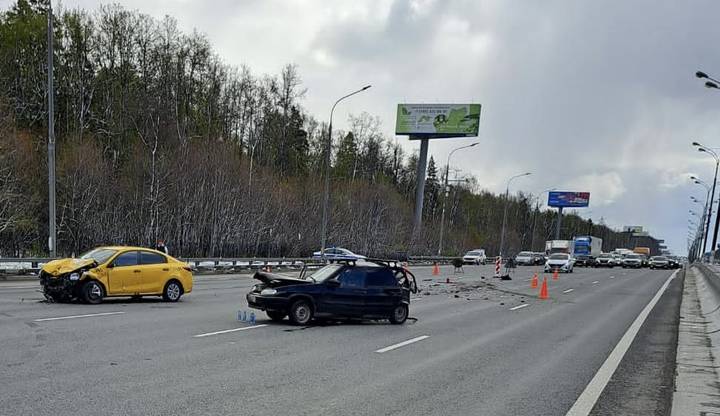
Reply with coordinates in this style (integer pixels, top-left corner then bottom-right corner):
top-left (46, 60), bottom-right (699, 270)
top-left (548, 191), bottom-right (590, 208)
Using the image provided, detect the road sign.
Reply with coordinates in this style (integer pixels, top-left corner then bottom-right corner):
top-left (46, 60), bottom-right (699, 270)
top-left (396, 104), bottom-right (481, 138)
top-left (548, 191), bottom-right (590, 208)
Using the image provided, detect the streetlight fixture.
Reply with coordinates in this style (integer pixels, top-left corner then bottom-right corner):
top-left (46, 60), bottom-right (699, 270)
top-left (437, 142), bottom-right (480, 255)
top-left (499, 172), bottom-right (532, 258)
top-left (319, 85), bottom-right (371, 260)
top-left (693, 142), bottom-right (720, 256)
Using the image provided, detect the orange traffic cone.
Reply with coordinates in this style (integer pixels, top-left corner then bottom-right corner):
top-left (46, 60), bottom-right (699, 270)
top-left (539, 276), bottom-right (549, 300)
top-left (552, 269), bottom-right (559, 280)
top-left (531, 272), bottom-right (538, 289)
top-left (432, 262), bottom-right (440, 276)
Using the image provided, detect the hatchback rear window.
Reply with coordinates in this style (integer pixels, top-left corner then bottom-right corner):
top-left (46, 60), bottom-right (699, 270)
top-left (365, 269), bottom-right (397, 287)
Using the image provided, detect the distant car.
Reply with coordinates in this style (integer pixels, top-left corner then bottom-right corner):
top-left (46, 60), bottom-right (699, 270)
top-left (246, 260), bottom-right (418, 325)
top-left (622, 254), bottom-right (643, 269)
top-left (574, 254), bottom-right (595, 267)
top-left (595, 253), bottom-right (615, 268)
top-left (533, 252), bottom-right (547, 265)
top-left (611, 254), bottom-right (624, 267)
top-left (649, 256), bottom-right (669, 269)
top-left (639, 254), bottom-right (649, 268)
top-left (312, 247), bottom-right (366, 262)
top-left (544, 253), bottom-right (574, 273)
top-left (514, 251), bottom-right (536, 266)
top-left (39, 246), bottom-right (193, 304)
top-left (462, 249), bottom-right (487, 265)
top-left (667, 256), bottom-right (682, 269)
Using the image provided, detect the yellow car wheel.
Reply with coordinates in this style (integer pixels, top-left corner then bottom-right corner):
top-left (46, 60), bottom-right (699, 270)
top-left (82, 281), bottom-right (104, 304)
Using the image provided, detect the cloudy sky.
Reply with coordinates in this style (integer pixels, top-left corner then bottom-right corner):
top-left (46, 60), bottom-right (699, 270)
top-left (12, 0), bottom-right (720, 254)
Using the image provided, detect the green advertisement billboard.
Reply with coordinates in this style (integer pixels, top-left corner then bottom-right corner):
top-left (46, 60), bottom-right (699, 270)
top-left (395, 104), bottom-right (481, 138)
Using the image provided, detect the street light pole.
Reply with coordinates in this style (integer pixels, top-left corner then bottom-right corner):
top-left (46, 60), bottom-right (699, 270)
top-left (692, 143), bottom-right (720, 257)
top-left (319, 85), bottom-right (371, 260)
top-left (693, 177), bottom-right (712, 254)
top-left (437, 142), bottom-right (479, 255)
top-left (499, 172), bottom-right (532, 258)
top-left (47, 2), bottom-right (56, 257)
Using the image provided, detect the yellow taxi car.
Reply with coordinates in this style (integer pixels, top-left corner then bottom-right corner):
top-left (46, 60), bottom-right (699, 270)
top-left (39, 246), bottom-right (193, 304)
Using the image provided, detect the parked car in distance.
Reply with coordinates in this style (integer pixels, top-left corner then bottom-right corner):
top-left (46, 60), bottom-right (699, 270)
top-left (622, 253), bottom-right (643, 268)
top-left (639, 254), bottom-right (649, 268)
top-left (611, 254), bottom-right (624, 267)
top-left (544, 253), bottom-right (574, 273)
top-left (574, 254), bottom-right (595, 267)
top-left (515, 251), bottom-right (536, 266)
top-left (649, 256), bottom-right (670, 269)
top-left (533, 252), bottom-right (547, 265)
top-left (462, 249), bottom-right (487, 265)
top-left (312, 247), bottom-right (366, 262)
top-left (39, 246), bottom-right (193, 304)
top-left (595, 253), bottom-right (615, 268)
top-left (246, 259), bottom-right (418, 325)
top-left (667, 256), bottom-right (682, 269)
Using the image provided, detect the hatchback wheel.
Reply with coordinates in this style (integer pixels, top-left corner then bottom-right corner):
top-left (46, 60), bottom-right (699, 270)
top-left (82, 280), bottom-right (104, 304)
top-left (389, 304), bottom-right (409, 325)
top-left (162, 280), bottom-right (183, 302)
top-left (289, 300), bottom-right (313, 325)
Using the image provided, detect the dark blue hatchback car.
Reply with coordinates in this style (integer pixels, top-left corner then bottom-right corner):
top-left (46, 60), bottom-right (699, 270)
top-left (247, 260), bottom-right (418, 325)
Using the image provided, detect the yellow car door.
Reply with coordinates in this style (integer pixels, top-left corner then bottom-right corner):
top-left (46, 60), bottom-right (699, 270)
top-left (107, 251), bottom-right (141, 295)
top-left (137, 250), bottom-right (170, 294)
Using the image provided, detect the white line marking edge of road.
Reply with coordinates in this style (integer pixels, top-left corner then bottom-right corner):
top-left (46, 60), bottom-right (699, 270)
top-left (509, 304), bottom-right (529, 311)
top-left (193, 324), bottom-right (268, 338)
top-left (565, 270), bottom-right (677, 416)
top-left (375, 335), bottom-right (430, 353)
top-left (34, 311), bottom-right (125, 322)
top-left (563, 288), bottom-right (574, 293)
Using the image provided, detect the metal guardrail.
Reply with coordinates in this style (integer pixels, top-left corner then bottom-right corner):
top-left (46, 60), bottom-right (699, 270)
top-left (0, 255), bottom-right (500, 274)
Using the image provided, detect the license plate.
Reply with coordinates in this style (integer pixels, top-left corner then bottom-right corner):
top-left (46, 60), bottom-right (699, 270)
top-left (248, 294), bottom-right (256, 302)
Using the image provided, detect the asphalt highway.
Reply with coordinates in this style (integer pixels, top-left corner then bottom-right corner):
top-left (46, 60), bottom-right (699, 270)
top-left (0, 264), bottom-right (681, 415)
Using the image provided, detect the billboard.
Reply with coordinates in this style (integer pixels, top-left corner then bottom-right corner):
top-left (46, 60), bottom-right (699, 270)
top-left (396, 104), bottom-right (481, 138)
top-left (548, 191), bottom-right (590, 208)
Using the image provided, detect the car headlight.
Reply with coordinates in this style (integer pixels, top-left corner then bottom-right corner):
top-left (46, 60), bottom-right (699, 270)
top-left (68, 272), bottom-right (80, 281)
top-left (260, 288), bottom-right (277, 296)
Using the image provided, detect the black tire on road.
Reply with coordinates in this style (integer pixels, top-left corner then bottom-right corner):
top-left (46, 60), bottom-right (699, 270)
top-left (82, 280), bottom-right (104, 304)
top-left (289, 299), bottom-right (313, 325)
top-left (389, 304), bottom-right (409, 325)
top-left (162, 280), bottom-right (183, 302)
top-left (267, 310), bottom-right (286, 322)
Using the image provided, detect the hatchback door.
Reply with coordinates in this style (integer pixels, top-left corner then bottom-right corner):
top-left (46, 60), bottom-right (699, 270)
top-left (363, 268), bottom-right (404, 316)
top-left (320, 268), bottom-right (367, 316)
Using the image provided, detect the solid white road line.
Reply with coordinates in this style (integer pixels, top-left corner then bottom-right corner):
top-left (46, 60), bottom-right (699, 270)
top-left (509, 304), bottom-right (529, 311)
top-left (609, 276), bottom-right (615, 279)
top-left (565, 271), bottom-right (677, 416)
top-left (34, 311), bottom-right (125, 322)
top-left (193, 324), bottom-right (268, 338)
top-left (592, 281), bottom-right (599, 284)
top-left (0, 285), bottom-right (38, 290)
top-left (563, 288), bottom-right (574, 294)
top-left (375, 335), bottom-right (430, 353)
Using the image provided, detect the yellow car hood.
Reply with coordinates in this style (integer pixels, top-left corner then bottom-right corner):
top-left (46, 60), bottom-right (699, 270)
top-left (41, 258), bottom-right (96, 277)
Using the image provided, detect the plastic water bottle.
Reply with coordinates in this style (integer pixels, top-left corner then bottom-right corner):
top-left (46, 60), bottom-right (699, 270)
top-left (249, 312), bottom-right (256, 325)
top-left (237, 310), bottom-right (242, 321)
top-left (242, 311), bottom-right (247, 322)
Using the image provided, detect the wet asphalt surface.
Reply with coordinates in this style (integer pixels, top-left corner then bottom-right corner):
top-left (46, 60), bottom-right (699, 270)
top-left (0, 264), bottom-right (680, 415)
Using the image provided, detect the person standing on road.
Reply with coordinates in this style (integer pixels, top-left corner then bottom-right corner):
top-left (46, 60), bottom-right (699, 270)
top-left (156, 240), bottom-right (169, 255)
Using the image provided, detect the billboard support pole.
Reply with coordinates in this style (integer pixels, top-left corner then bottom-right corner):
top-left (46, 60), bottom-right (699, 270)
top-left (555, 207), bottom-right (563, 240)
top-left (412, 138), bottom-right (429, 241)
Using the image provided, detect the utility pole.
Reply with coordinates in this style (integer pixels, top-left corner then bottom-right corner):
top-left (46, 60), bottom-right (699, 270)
top-left (47, 1), bottom-right (56, 257)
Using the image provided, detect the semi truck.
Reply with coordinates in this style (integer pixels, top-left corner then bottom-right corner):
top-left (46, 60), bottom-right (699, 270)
top-left (633, 247), bottom-right (650, 257)
top-left (574, 236), bottom-right (603, 257)
top-left (545, 240), bottom-right (575, 255)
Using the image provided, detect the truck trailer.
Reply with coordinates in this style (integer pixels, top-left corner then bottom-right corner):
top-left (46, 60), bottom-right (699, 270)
top-left (545, 240), bottom-right (575, 255)
top-left (574, 236), bottom-right (603, 257)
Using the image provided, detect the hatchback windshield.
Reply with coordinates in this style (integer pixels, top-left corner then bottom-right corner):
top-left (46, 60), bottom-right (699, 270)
top-left (517, 252), bottom-right (533, 256)
top-left (549, 254), bottom-right (569, 260)
top-left (626, 254), bottom-right (641, 259)
top-left (653, 256), bottom-right (667, 261)
top-left (79, 248), bottom-right (117, 264)
top-left (465, 251), bottom-right (481, 256)
top-left (305, 264), bottom-right (342, 282)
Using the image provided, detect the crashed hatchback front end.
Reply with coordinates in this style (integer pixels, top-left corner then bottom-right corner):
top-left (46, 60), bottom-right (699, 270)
top-left (39, 259), bottom-right (97, 302)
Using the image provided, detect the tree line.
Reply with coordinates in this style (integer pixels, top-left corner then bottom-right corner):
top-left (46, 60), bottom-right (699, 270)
top-left (0, 0), bottom-right (633, 258)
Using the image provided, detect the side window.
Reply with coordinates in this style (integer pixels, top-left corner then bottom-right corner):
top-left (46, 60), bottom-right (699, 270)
top-left (140, 251), bottom-right (167, 265)
top-left (112, 251), bottom-right (138, 267)
top-left (365, 269), bottom-right (398, 287)
top-left (338, 269), bottom-right (365, 288)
